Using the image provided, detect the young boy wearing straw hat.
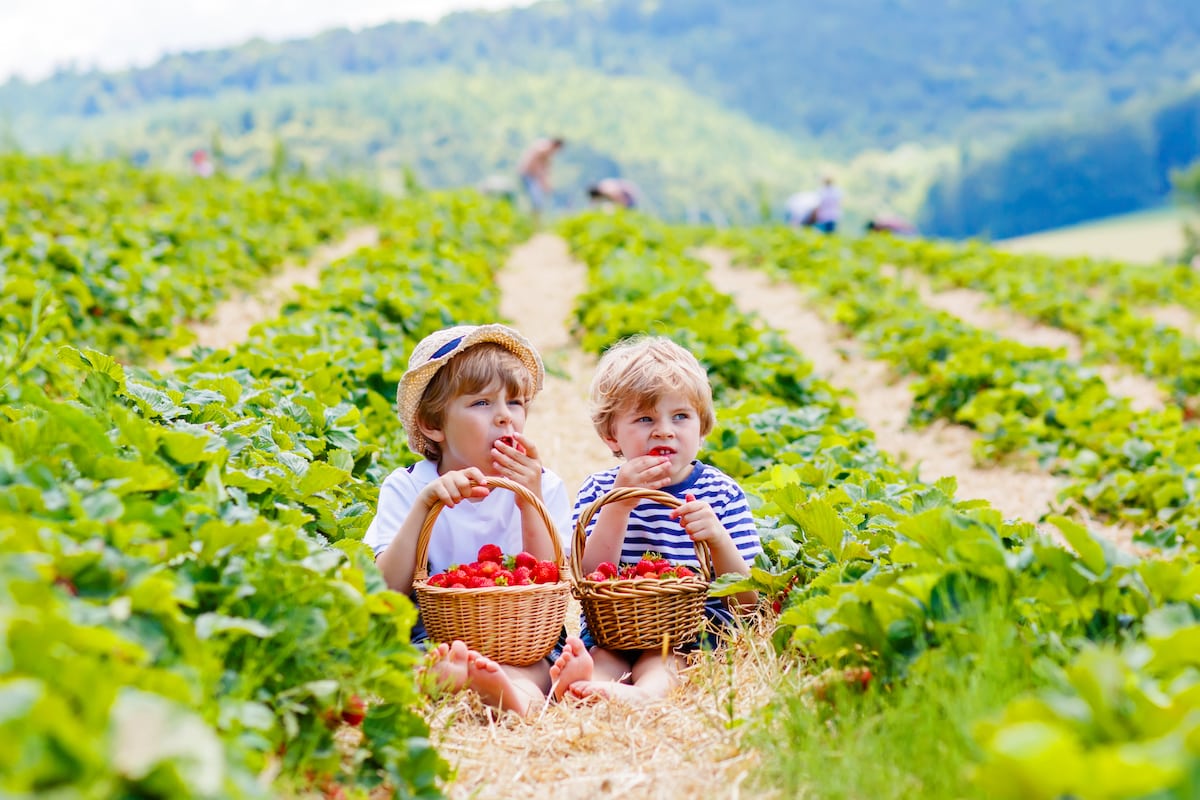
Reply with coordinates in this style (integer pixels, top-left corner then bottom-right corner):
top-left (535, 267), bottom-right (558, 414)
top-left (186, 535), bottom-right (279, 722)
top-left (550, 336), bottom-right (762, 703)
top-left (365, 323), bottom-right (572, 715)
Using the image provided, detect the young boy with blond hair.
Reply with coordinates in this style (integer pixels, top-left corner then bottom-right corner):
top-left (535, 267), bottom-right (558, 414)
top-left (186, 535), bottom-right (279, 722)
top-left (365, 324), bottom-right (572, 715)
top-left (550, 335), bottom-right (762, 703)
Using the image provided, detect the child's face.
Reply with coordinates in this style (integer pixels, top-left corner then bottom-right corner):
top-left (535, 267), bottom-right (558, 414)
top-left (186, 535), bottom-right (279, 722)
top-left (425, 381), bottom-right (528, 474)
top-left (604, 391), bottom-right (702, 485)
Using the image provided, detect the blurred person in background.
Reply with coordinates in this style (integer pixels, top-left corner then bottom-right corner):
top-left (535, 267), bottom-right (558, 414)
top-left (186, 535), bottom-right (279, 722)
top-left (865, 214), bottom-right (917, 236)
top-left (811, 174), bottom-right (842, 233)
top-left (190, 148), bottom-right (214, 178)
top-left (587, 177), bottom-right (641, 209)
top-left (517, 136), bottom-right (565, 220)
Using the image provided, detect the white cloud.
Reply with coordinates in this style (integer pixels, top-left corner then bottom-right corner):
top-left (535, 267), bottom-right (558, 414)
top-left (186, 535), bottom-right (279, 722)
top-left (0, 0), bottom-right (535, 83)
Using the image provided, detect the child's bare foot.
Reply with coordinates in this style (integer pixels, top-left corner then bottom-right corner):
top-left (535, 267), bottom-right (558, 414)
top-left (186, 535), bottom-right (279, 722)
top-left (568, 680), bottom-right (656, 704)
top-left (466, 653), bottom-right (531, 716)
top-left (548, 636), bottom-right (594, 702)
top-left (426, 640), bottom-right (473, 695)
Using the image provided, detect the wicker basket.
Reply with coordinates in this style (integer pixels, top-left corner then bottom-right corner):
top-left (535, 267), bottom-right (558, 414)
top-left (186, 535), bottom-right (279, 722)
top-left (570, 487), bottom-right (712, 651)
top-left (411, 476), bottom-right (569, 666)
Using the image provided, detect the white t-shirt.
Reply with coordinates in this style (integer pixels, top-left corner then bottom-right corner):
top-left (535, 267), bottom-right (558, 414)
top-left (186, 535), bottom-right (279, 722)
top-left (363, 459), bottom-right (572, 573)
top-left (814, 184), bottom-right (843, 223)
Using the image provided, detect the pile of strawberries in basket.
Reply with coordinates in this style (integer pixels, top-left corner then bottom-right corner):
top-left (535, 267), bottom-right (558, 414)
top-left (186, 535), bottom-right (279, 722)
top-left (426, 543), bottom-right (560, 588)
top-left (584, 552), bottom-right (697, 582)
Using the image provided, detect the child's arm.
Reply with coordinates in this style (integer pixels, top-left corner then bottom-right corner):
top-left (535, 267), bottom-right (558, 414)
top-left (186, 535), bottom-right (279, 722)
top-left (376, 468), bottom-right (490, 593)
top-left (669, 495), bottom-right (758, 609)
top-left (493, 432), bottom-right (557, 562)
top-left (580, 455), bottom-right (674, 573)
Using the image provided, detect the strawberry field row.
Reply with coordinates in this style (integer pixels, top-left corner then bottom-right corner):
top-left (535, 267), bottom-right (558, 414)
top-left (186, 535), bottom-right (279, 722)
top-left (717, 227), bottom-right (1200, 548)
top-left (559, 211), bottom-right (1200, 799)
top-left (878, 236), bottom-right (1200, 403)
top-left (1, 185), bottom-right (526, 798)
top-left (1, 154), bottom-right (378, 371)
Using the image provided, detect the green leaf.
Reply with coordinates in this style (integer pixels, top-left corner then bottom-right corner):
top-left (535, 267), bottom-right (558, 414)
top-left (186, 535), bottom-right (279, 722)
top-left (297, 461), bottom-right (351, 498)
top-left (1047, 515), bottom-right (1106, 575)
top-left (194, 613), bottom-right (275, 640)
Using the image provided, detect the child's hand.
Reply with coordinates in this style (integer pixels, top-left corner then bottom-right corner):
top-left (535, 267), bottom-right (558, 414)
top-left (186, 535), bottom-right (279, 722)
top-left (492, 432), bottom-right (543, 500)
top-left (422, 468), bottom-right (490, 509)
top-left (669, 493), bottom-right (727, 547)
top-left (614, 454), bottom-right (674, 491)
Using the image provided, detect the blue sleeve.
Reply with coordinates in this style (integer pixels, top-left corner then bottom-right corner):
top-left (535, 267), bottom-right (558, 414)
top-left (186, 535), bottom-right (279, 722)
top-left (714, 476), bottom-right (762, 565)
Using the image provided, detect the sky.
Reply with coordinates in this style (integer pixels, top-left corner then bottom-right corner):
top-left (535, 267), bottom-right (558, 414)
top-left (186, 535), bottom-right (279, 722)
top-left (0, 0), bottom-right (536, 83)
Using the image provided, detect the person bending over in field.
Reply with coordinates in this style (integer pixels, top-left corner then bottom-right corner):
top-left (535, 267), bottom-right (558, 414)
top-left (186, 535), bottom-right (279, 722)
top-left (365, 324), bottom-right (572, 716)
top-left (550, 336), bottom-right (762, 704)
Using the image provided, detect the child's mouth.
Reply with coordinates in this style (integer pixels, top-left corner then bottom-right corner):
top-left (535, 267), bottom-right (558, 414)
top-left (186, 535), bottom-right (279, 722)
top-left (497, 435), bottom-right (526, 454)
top-left (649, 446), bottom-right (674, 457)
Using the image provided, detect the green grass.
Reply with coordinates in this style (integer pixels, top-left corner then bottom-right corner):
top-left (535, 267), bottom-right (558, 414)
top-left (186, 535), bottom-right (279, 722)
top-left (747, 610), bottom-right (1044, 800)
top-left (998, 205), bottom-right (1197, 264)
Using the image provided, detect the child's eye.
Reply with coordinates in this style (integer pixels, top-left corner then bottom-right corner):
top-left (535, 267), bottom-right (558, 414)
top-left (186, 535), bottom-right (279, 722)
top-left (470, 399), bottom-right (489, 407)
top-left (635, 416), bottom-right (653, 424)
top-left (508, 399), bottom-right (526, 408)
top-left (673, 412), bottom-right (691, 421)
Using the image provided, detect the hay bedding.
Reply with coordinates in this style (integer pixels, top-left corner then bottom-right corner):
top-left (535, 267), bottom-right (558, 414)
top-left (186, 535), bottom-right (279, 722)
top-left (426, 615), bottom-right (784, 800)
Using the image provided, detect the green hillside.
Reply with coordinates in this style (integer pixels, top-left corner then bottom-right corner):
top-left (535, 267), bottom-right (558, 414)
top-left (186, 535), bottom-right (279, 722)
top-left (3, 0), bottom-right (1198, 227)
top-left (17, 67), bottom-right (950, 223)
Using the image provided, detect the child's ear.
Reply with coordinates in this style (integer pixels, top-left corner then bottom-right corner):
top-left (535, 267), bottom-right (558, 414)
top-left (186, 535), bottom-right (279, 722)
top-left (602, 435), bottom-right (622, 457)
top-left (419, 420), bottom-right (446, 444)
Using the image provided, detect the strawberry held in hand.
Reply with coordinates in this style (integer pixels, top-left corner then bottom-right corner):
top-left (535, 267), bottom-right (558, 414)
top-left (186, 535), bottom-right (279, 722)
top-left (497, 435), bottom-right (527, 454)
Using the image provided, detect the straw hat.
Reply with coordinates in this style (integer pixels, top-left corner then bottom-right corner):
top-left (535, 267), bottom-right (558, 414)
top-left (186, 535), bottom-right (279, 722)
top-left (397, 324), bottom-right (544, 457)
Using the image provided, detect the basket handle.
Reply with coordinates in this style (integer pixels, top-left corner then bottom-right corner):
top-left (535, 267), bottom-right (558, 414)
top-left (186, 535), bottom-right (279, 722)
top-left (412, 475), bottom-right (564, 582)
top-left (570, 487), bottom-right (713, 583)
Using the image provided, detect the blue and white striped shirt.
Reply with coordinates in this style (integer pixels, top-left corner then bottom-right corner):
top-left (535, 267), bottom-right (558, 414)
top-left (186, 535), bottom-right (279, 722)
top-left (573, 461), bottom-right (762, 631)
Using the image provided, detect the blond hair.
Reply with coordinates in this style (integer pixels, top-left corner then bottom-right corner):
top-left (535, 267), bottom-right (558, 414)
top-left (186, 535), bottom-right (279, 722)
top-left (415, 342), bottom-right (537, 460)
top-left (589, 336), bottom-right (716, 452)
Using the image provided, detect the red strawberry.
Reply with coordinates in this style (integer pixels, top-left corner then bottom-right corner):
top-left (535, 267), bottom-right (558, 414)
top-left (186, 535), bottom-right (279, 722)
top-left (477, 543), bottom-right (503, 564)
top-left (533, 562), bottom-right (560, 584)
top-left (478, 561), bottom-right (501, 578)
top-left (468, 576), bottom-right (491, 588)
top-left (635, 559), bottom-right (659, 577)
top-left (427, 573), bottom-right (449, 588)
top-left (655, 559), bottom-right (674, 574)
top-left (596, 561), bottom-right (618, 578)
top-left (340, 695), bottom-right (366, 727)
top-left (845, 667), bottom-right (873, 691)
top-left (513, 565), bottom-right (533, 584)
top-left (586, 570), bottom-right (607, 582)
top-left (514, 551), bottom-right (537, 570)
top-left (497, 435), bottom-right (527, 454)
top-left (674, 565), bottom-right (695, 578)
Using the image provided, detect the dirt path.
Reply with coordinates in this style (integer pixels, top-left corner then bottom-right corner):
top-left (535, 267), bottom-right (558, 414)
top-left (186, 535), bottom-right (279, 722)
top-left (496, 233), bottom-right (618, 497)
top-left (183, 226), bottom-right (379, 353)
top-left (695, 247), bottom-right (1136, 549)
top-left (432, 234), bottom-right (775, 800)
top-left (899, 269), bottom-right (1165, 412)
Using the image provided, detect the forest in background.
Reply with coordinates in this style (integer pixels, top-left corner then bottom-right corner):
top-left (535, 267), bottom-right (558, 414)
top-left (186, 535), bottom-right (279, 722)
top-left (3, 0), bottom-right (1199, 234)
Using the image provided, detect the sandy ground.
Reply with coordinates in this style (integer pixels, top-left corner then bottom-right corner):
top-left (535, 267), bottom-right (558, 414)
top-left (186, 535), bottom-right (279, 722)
top-left (695, 247), bottom-right (1136, 549)
top-left (497, 233), bottom-right (620, 497)
top-left (899, 269), bottom-right (1166, 412)
top-left (184, 226), bottom-right (379, 353)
